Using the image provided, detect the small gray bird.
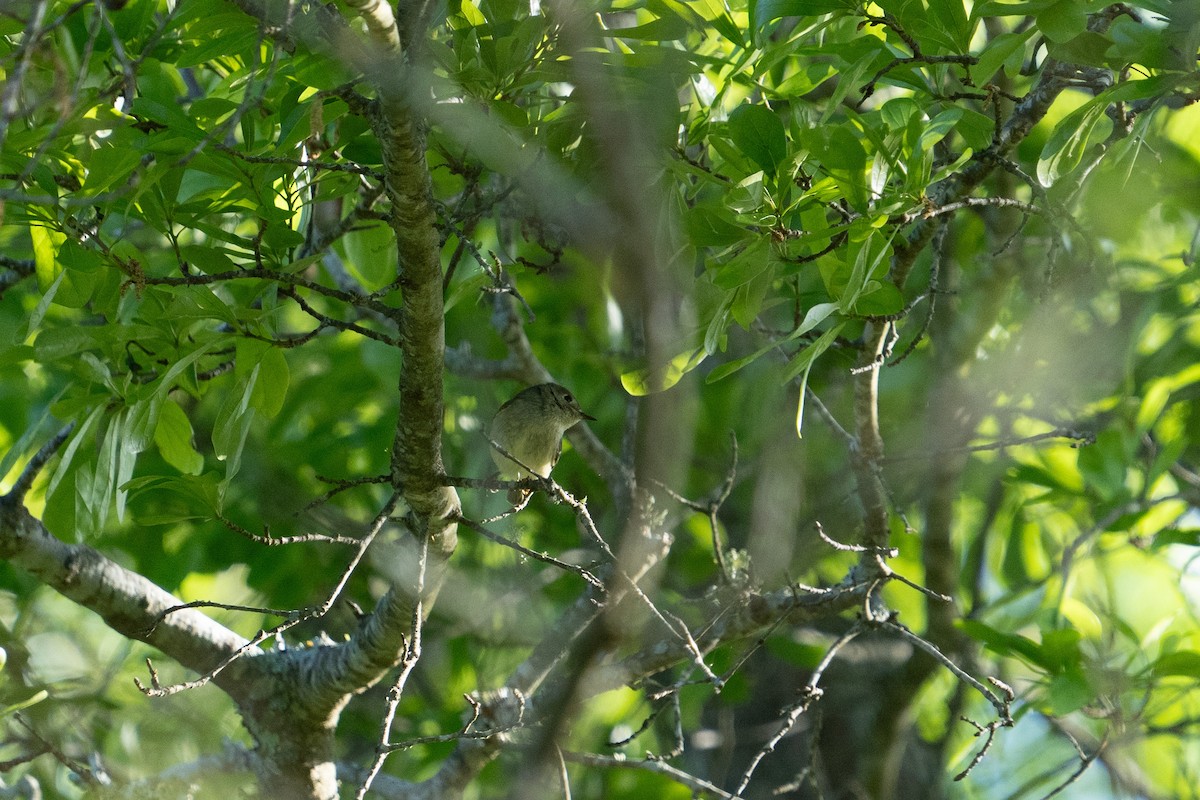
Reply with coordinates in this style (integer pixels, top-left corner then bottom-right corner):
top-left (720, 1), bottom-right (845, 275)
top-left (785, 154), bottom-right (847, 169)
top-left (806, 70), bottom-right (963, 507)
top-left (489, 383), bottom-right (594, 501)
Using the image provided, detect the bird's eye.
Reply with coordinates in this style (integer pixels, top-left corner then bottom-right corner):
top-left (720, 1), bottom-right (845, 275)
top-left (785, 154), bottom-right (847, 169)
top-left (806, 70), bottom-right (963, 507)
top-left (563, 393), bottom-right (574, 403)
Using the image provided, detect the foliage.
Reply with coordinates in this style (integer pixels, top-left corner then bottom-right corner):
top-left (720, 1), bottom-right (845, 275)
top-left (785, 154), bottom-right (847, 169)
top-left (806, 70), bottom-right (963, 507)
top-left (0, 0), bottom-right (1199, 798)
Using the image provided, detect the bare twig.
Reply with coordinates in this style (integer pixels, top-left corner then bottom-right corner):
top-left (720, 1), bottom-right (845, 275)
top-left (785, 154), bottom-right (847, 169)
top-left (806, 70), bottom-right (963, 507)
top-left (137, 494), bottom-right (399, 696)
top-left (355, 535), bottom-right (429, 798)
top-left (564, 750), bottom-right (739, 799)
top-left (452, 512), bottom-right (604, 590)
top-left (300, 474), bottom-right (393, 514)
top-left (217, 511), bottom-right (363, 546)
top-left (5, 422), bottom-right (75, 502)
top-left (14, 713), bottom-right (104, 787)
top-left (733, 623), bottom-right (864, 797)
top-left (876, 618), bottom-right (1011, 720)
top-left (884, 427), bottom-right (1095, 462)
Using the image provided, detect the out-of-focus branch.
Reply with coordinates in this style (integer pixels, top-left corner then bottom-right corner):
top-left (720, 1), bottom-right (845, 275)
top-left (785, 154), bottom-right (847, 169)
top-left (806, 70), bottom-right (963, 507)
top-left (342, 0), bottom-right (399, 52)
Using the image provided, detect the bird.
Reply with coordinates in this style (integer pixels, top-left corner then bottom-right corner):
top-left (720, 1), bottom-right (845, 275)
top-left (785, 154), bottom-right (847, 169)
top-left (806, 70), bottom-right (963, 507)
top-left (489, 383), bottom-right (594, 503)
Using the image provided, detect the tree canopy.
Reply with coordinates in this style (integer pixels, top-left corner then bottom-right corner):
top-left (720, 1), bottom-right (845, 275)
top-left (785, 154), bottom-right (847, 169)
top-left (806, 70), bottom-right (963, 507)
top-left (1, 0), bottom-right (1199, 798)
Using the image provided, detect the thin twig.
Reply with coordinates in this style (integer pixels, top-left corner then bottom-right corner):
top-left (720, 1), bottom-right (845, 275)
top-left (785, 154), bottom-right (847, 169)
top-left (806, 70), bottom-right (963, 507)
top-left (733, 623), bottom-right (863, 797)
top-left (300, 474), bottom-right (393, 515)
top-left (876, 618), bottom-right (1011, 719)
top-left (564, 750), bottom-right (739, 799)
top-left (355, 535), bottom-right (430, 798)
top-left (137, 494), bottom-right (399, 696)
top-left (1035, 728), bottom-right (1109, 799)
top-left (5, 422), bottom-right (75, 502)
top-left (217, 511), bottom-right (363, 546)
top-left (453, 512), bottom-right (604, 590)
top-left (884, 427), bottom-right (1095, 462)
top-left (14, 713), bottom-right (103, 786)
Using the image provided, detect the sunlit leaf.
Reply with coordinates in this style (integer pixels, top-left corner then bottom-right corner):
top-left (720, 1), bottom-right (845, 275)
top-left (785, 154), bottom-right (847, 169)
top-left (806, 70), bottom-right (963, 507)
top-left (621, 347), bottom-right (707, 395)
top-left (155, 399), bottom-right (205, 476)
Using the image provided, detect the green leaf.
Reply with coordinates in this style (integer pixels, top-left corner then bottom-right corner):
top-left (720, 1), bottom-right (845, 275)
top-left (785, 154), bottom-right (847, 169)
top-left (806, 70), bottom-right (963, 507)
top-left (853, 281), bottom-right (904, 316)
top-left (1036, 98), bottom-right (1108, 186)
top-left (24, 270), bottom-right (65, 339)
top-left (607, 11), bottom-right (691, 41)
top-left (30, 224), bottom-right (65, 293)
top-left (250, 347), bottom-right (289, 418)
top-left (686, 205), bottom-right (750, 248)
top-left (1043, 669), bottom-right (1092, 715)
top-left (341, 220), bottom-right (398, 291)
top-left (958, 620), bottom-right (1052, 670)
top-left (713, 237), bottom-right (772, 291)
top-left (85, 415), bottom-right (122, 534)
top-left (621, 347), bottom-right (707, 395)
top-left (155, 399), bottom-right (205, 476)
top-left (213, 367), bottom-right (258, 486)
top-left (728, 104), bottom-right (787, 176)
top-left (1, 689), bottom-right (49, 716)
top-left (33, 327), bottom-right (96, 362)
top-left (732, 262), bottom-right (775, 328)
top-left (1047, 30), bottom-right (1114, 67)
top-left (919, 108), bottom-right (964, 152)
top-left (1153, 528), bottom-right (1200, 548)
top-left (1035, 0), bottom-right (1088, 43)
top-left (1106, 15), bottom-right (1176, 69)
top-left (836, 229), bottom-right (893, 313)
top-left (124, 395), bottom-right (164, 455)
top-left (704, 295), bottom-right (733, 356)
top-left (158, 337), bottom-right (231, 392)
top-left (707, 302), bottom-right (837, 383)
top-left (795, 362), bottom-right (812, 437)
top-left (46, 405), bottom-right (104, 504)
top-left (179, 244), bottom-right (238, 275)
top-left (973, 29), bottom-right (1035, 83)
top-left (457, 0), bottom-right (487, 26)
top-left (114, 422), bottom-right (138, 524)
top-left (1135, 378), bottom-right (1172, 435)
top-left (802, 124), bottom-right (869, 210)
top-left (83, 144), bottom-right (142, 195)
top-left (927, 0), bottom-right (974, 51)
top-left (752, 0), bottom-right (852, 33)
top-left (781, 322), bottom-right (845, 383)
top-left (1148, 651), bottom-right (1200, 679)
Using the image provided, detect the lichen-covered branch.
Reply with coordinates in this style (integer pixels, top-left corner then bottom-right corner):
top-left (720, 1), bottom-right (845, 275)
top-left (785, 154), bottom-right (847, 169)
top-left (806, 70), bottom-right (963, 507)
top-left (0, 497), bottom-right (254, 689)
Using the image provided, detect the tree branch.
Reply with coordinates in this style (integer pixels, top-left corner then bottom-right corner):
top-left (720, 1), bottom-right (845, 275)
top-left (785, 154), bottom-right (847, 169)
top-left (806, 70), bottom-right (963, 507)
top-left (0, 497), bottom-right (254, 690)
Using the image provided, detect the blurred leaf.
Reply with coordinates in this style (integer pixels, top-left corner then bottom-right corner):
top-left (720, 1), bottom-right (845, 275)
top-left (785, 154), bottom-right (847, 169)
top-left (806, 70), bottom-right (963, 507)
top-left (958, 620), bottom-right (1052, 670)
top-left (45, 405), bottom-right (105, 506)
top-left (1, 689), bottom-right (49, 716)
top-left (1153, 528), bottom-right (1200, 548)
top-left (1043, 669), bottom-right (1092, 715)
top-left (250, 347), bottom-right (290, 418)
top-left (1148, 651), bottom-right (1200, 679)
top-left (341, 220), bottom-right (398, 291)
top-left (621, 348), bottom-right (707, 396)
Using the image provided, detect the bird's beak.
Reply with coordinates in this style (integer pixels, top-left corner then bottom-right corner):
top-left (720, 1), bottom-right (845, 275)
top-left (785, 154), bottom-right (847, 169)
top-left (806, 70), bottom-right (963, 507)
top-left (580, 412), bottom-right (597, 422)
